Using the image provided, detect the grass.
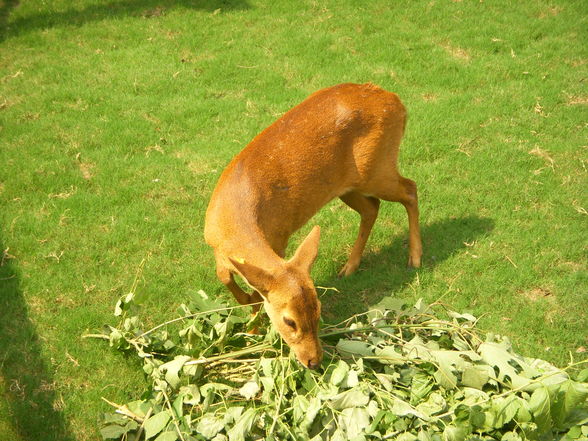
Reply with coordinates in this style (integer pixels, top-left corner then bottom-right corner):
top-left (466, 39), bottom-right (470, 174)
top-left (0, 0), bottom-right (586, 439)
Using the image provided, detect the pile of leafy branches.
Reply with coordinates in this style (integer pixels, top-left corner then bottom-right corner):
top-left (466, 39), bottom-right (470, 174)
top-left (92, 290), bottom-right (588, 441)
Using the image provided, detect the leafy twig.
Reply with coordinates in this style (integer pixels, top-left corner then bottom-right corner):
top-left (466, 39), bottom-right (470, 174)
top-left (82, 333), bottom-right (110, 340)
top-left (268, 342), bottom-right (287, 436)
top-left (136, 407), bottom-right (153, 440)
top-left (161, 387), bottom-right (187, 441)
top-left (136, 302), bottom-right (263, 339)
top-left (101, 397), bottom-right (145, 423)
top-left (185, 343), bottom-right (275, 365)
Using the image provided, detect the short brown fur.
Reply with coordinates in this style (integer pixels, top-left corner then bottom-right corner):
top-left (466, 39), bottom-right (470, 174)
top-left (204, 83), bottom-right (422, 368)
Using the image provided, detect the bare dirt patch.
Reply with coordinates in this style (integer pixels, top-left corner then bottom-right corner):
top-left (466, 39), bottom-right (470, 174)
top-left (520, 287), bottom-right (554, 302)
top-left (187, 160), bottom-right (213, 175)
top-left (539, 6), bottom-right (563, 19)
top-left (566, 95), bottom-right (588, 106)
top-left (439, 42), bottom-right (471, 62)
top-left (79, 162), bottom-right (95, 180)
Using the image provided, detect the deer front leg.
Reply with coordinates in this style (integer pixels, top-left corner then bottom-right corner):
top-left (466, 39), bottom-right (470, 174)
top-left (215, 262), bottom-right (263, 313)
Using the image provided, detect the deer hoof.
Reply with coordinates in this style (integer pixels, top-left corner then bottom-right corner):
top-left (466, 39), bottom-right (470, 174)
top-left (338, 262), bottom-right (358, 278)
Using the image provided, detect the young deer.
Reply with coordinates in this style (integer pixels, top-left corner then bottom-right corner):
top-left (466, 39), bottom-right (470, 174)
top-left (204, 83), bottom-right (422, 369)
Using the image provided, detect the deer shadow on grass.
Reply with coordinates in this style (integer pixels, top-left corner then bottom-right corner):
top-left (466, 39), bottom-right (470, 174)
top-left (319, 215), bottom-right (494, 322)
top-left (0, 236), bottom-right (74, 441)
top-left (0, 0), bottom-right (250, 41)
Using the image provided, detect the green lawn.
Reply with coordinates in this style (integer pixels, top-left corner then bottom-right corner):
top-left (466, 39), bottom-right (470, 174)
top-left (1, 0), bottom-right (586, 439)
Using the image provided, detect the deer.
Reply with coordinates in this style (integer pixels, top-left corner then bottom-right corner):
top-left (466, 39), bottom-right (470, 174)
top-left (204, 83), bottom-right (422, 369)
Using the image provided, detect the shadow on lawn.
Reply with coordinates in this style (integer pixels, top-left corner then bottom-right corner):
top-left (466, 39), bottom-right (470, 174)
top-left (0, 0), bottom-right (18, 40)
top-left (0, 237), bottom-right (74, 441)
top-left (0, 0), bottom-right (250, 41)
top-left (321, 215), bottom-right (495, 320)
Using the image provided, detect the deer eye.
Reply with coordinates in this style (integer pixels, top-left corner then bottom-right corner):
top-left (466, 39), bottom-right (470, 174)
top-left (283, 317), bottom-right (297, 330)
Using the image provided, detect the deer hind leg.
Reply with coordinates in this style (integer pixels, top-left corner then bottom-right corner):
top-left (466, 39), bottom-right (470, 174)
top-left (338, 191), bottom-right (381, 277)
top-left (215, 261), bottom-right (263, 313)
top-left (371, 175), bottom-right (422, 268)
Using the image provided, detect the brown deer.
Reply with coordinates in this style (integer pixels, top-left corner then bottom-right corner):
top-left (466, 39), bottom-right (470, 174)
top-left (204, 83), bottom-right (422, 369)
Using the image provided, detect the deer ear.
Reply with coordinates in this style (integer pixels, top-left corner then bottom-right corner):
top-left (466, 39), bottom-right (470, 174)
top-left (289, 225), bottom-right (321, 273)
top-left (228, 257), bottom-right (272, 295)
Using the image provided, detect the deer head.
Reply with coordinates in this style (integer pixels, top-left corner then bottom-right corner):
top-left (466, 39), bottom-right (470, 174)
top-left (230, 226), bottom-right (323, 369)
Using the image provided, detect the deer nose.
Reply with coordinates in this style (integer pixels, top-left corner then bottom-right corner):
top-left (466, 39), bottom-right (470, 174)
top-left (307, 358), bottom-right (320, 370)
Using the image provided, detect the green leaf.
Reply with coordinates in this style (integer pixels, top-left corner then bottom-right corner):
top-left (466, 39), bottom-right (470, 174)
top-left (292, 395), bottom-right (309, 424)
top-left (201, 382), bottom-right (232, 396)
top-left (302, 397), bottom-right (322, 432)
top-left (462, 387), bottom-right (489, 406)
top-left (515, 398), bottom-right (533, 423)
top-left (448, 311), bottom-right (477, 322)
top-left (339, 407), bottom-right (370, 439)
top-left (478, 341), bottom-right (538, 390)
top-left (492, 396), bottom-right (520, 428)
top-left (330, 386), bottom-right (370, 410)
top-left (411, 371), bottom-right (434, 403)
top-left (367, 399), bottom-right (379, 418)
top-left (223, 406), bottom-right (244, 425)
top-left (461, 365), bottom-right (491, 390)
top-left (144, 410), bottom-right (171, 439)
top-left (391, 397), bottom-right (427, 420)
top-left (576, 369), bottom-right (588, 383)
top-left (330, 428), bottom-right (347, 441)
top-left (183, 363), bottom-right (202, 378)
top-left (403, 335), bottom-right (432, 360)
top-left (336, 339), bottom-right (374, 357)
top-left (238, 380), bottom-right (260, 400)
top-left (374, 373), bottom-right (397, 392)
top-left (567, 425), bottom-right (582, 438)
top-left (126, 400), bottom-right (152, 418)
top-left (500, 432), bottom-right (523, 441)
top-left (100, 424), bottom-right (127, 439)
top-left (415, 392), bottom-right (446, 417)
top-left (528, 386), bottom-right (552, 434)
top-left (452, 334), bottom-right (472, 352)
top-left (375, 345), bottom-right (406, 364)
top-left (397, 433), bottom-right (418, 441)
top-left (442, 425), bottom-right (467, 441)
top-left (260, 357), bottom-right (274, 378)
top-left (190, 290), bottom-right (226, 312)
top-left (154, 432), bottom-right (178, 441)
top-left (179, 384), bottom-right (201, 405)
top-left (342, 369), bottom-right (359, 388)
top-left (366, 409), bottom-right (386, 434)
top-left (403, 337), bottom-right (479, 390)
top-left (469, 405), bottom-right (486, 429)
top-left (260, 376), bottom-right (275, 402)
top-left (114, 300), bottom-right (124, 317)
top-left (432, 349), bottom-right (478, 390)
top-left (196, 414), bottom-right (225, 439)
top-left (172, 395), bottom-right (183, 422)
top-left (374, 297), bottom-right (408, 313)
top-left (330, 360), bottom-right (350, 386)
top-left (227, 408), bottom-right (257, 441)
top-left (160, 355), bottom-right (191, 389)
top-left (434, 367), bottom-right (458, 390)
top-left (292, 395), bottom-right (321, 437)
top-left (417, 429), bottom-right (433, 441)
top-left (551, 380), bottom-right (588, 429)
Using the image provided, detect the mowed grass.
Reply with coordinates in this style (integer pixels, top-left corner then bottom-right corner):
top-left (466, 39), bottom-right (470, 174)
top-left (1, 0), bottom-right (586, 439)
